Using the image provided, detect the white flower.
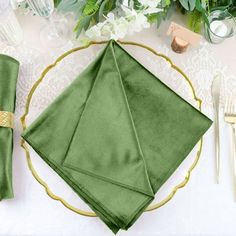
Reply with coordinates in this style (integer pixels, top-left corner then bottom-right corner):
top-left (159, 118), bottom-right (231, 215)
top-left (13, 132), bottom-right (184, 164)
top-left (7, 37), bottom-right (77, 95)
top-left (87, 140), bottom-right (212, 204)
top-left (142, 7), bottom-right (163, 14)
top-left (121, 5), bottom-right (149, 31)
top-left (138, 0), bottom-right (161, 8)
top-left (113, 17), bottom-right (130, 38)
top-left (138, 0), bottom-right (163, 14)
top-left (100, 24), bottom-right (113, 39)
top-left (105, 12), bottom-right (116, 24)
top-left (85, 25), bottom-right (102, 39)
top-left (85, 1), bottom-right (163, 41)
top-left (130, 13), bottom-right (150, 32)
top-left (122, 0), bottom-right (129, 7)
top-left (121, 5), bottom-right (137, 17)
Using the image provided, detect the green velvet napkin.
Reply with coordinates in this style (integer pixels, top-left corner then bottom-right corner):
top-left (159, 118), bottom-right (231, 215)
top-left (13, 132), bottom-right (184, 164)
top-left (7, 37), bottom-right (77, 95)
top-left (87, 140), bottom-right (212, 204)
top-left (22, 40), bottom-right (212, 233)
top-left (0, 54), bottom-right (19, 200)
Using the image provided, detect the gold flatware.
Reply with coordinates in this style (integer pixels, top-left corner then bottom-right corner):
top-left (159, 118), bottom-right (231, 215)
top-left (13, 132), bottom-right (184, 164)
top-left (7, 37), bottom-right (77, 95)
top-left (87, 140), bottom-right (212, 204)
top-left (211, 74), bottom-right (221, 183)
top-left (224, 96), bottom-right (236, 199)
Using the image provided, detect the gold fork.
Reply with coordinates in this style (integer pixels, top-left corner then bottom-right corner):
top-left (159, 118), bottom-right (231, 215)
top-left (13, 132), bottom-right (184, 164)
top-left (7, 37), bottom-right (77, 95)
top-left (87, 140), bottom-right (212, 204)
top-left (224, 96), bottom-right (236, 199)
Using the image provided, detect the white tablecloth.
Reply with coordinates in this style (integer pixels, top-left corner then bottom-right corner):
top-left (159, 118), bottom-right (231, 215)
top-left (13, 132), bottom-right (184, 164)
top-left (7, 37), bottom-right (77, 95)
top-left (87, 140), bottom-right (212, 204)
top-left (0, 12), bottom-right (236, 236)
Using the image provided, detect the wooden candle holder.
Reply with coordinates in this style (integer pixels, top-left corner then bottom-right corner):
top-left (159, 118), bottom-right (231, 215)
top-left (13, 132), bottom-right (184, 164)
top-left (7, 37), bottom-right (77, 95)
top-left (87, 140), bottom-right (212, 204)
top-left (167, 22), bottom-right (202, 53)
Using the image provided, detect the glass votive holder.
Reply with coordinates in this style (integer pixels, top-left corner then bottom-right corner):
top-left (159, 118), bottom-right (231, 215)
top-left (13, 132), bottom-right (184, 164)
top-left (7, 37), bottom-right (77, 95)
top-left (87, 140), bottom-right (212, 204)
top-left (205, 9), bottom-right (236, 44)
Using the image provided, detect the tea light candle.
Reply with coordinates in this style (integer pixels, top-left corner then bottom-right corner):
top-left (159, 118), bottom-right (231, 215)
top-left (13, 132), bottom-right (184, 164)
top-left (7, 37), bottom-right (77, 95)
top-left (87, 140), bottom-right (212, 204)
top-left (210, 20), bottom-right (228, 37)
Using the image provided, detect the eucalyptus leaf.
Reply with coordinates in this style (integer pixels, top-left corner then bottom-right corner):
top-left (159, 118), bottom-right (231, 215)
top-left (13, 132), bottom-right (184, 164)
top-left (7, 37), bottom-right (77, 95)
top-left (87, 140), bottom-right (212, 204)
top-left (187, 10), bottom-right (203, 32)
top-left (54, 0), bottom-right (62, 7)
top-left (99, 0), bottom-right (109, 20)
top-left (179, 0), bottom-right (196, 11)
top-left (73, 0), bottom-right (102, 38)
top-left (195, 0), bottom-right (209, 27)
top-left (229, 6), bottom-right (236, 16)
top-left (133, 0), bottom-right (141, 9)
top-left (156, 12), bottom-right (164, 28)
top-left (74, 15), bottom-right (92, 37)
top-left (105, 0), bottom-right (117, 12)
top-left (57, 0), bottom-right (86, 17)
top-left (165, 2), bottom-right (175, 19)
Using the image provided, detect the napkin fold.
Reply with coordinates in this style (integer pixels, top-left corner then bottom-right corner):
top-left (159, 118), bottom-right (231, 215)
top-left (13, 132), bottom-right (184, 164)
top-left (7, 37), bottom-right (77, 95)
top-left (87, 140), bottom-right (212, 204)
top-left (22, 40), bottom-right (212, 233)
top-left (0, 54), bottom-right (19, 200)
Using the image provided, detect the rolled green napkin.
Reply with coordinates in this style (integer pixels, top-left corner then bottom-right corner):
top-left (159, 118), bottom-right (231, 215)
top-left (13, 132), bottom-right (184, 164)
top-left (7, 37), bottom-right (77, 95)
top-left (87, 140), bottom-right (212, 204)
top-left (0, 54), bottom-right (19, 200)
top-left (22, 40), bottom-right (212, 233)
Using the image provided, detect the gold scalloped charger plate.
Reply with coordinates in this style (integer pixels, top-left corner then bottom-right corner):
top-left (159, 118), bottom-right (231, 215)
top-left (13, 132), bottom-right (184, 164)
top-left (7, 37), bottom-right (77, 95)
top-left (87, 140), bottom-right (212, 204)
top-left (21, 41), bottom-right (203, 216)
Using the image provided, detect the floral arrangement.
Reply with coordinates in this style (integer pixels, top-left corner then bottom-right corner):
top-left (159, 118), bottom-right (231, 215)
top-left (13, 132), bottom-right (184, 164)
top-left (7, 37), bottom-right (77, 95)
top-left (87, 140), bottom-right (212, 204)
top-left (20, 0), bottom-right (236, 40)
top-left (85, 1), bottom-right (163, 40)
top-left (55, 0), bottom-right (168, 40)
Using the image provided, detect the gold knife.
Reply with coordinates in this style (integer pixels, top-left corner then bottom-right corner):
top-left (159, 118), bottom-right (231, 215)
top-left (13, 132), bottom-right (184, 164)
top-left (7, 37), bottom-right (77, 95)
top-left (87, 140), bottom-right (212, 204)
top-left (211, 74), bottom-right (221, 184)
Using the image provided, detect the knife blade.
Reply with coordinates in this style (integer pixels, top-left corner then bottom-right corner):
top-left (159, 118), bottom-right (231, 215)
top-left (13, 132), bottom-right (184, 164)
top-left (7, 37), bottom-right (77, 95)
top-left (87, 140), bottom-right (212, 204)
top-left (211, 74), bottom-right (221, 184)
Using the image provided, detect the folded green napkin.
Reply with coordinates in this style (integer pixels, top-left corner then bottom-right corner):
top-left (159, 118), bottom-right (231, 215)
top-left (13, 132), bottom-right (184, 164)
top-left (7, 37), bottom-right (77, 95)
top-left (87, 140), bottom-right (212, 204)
top-left (22, 40), bottom-right (212, 233)
top-left (0, 54), bottom-right (19, 200)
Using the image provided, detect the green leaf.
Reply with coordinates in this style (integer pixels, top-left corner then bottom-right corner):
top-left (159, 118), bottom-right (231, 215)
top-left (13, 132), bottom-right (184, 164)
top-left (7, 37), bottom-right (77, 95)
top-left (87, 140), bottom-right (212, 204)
top-left (73, 0), bottom-right (102, 38)
top-left (133, 0), bottom-right (141, 9)
top-left (104, 0), bottom-right (116, 12)
top-left (229, 6), bottom-right (236, 16)
top-left (74, 15), bottom-right (93, 37)
top-left (187, 10), bottom-right (203, 32)
top-left (166, 0), bottom-right (171, 5)
top-left (54, 0), bottom-right (62, 7)
top-left (147, 13), bottom-right (159, 23)
top-left (99, 0), bottom-right (109, 20)
top-left (83, 0), bottom-right (100, 15)
top-left (156, 12), bottom-right (165, 28)
top-left (162, 0), bottom-right (171, 7)
top-left (178, 0), bottom-right (196, 11)
top-left (57, 0), bottom-right (87, 17)
top-left (195, 0), bottom-right (209, 27)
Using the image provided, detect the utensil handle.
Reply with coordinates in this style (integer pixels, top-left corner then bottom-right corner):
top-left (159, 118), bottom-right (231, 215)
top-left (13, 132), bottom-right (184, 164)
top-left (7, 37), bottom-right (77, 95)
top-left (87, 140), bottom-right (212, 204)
top-left (232, 125), bottom-right (236, 200)
top-left (214, 108), bottom-right (220, 183)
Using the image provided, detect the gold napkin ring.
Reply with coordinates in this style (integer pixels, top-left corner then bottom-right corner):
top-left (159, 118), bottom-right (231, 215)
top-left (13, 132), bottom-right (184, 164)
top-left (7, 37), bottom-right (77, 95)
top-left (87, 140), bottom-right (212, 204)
top-left (0, 111), bottom-right (14, 129)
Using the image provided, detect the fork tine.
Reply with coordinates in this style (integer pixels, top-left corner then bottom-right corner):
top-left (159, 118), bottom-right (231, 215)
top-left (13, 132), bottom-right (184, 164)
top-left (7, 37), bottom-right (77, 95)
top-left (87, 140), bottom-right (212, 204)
top-left (224, 95), bottom-right (236, 200)
top-left (225, 96), bottom-right (236, 114)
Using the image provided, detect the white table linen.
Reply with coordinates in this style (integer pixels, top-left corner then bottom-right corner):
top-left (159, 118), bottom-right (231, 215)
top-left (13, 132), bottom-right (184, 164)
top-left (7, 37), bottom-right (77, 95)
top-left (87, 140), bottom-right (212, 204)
top-left (0, 12), bottom-right (236, 236)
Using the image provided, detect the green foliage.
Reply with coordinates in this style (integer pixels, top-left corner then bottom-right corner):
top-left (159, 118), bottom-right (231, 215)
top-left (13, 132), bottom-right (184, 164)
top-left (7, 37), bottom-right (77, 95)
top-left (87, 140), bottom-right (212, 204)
top-left (133, 0), bottom-right (141, 9)
top-left (145, 0), bottom-right (172, 27)
top-left (178, 0), bottom-right (196, 11)
top-left (57, 0), bottom-right (87, 17)
top-left (54, 0), bottom-right (236, 38)
top-left (72, 0), bottom-right (117, 37)
top-left (83, 0), bottom-right (100, 15)
top-left (229, 5), bottom-right (236, 17)
top-left (187, 10), bottom-right (203, 32)
top-left (54, 0), bottom-right (62, 7)
top-left (195, 0), bottom-right (209, 26)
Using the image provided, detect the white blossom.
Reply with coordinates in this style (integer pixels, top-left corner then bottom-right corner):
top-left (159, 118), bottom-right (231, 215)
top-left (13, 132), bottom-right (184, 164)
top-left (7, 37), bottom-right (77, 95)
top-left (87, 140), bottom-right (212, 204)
top-left (85, 0), bottom-right (163, 41)
top-left (142, 7), bottom-right (163, 14)
top-left (138, 0), bottom-right (160, 8)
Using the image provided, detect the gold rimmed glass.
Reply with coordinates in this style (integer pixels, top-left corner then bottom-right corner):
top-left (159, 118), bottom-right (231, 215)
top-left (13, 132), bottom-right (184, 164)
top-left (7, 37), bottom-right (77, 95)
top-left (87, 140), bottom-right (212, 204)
top-left (25, 0), bottom-right (69, 48)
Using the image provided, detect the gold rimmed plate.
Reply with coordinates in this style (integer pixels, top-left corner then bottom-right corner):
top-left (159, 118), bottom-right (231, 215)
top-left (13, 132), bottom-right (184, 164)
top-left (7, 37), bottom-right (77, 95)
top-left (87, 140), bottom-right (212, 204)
top-left (21, 40), bottom-right (203, 217)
